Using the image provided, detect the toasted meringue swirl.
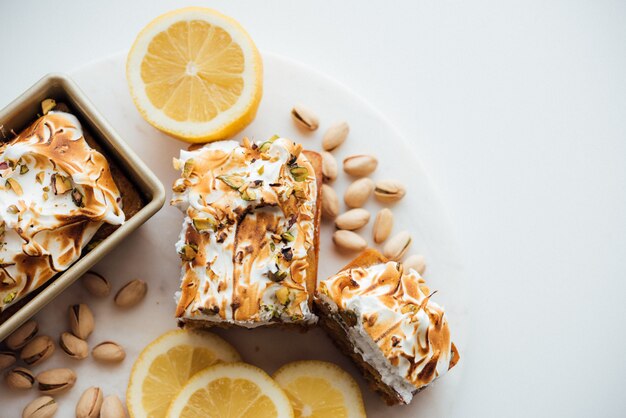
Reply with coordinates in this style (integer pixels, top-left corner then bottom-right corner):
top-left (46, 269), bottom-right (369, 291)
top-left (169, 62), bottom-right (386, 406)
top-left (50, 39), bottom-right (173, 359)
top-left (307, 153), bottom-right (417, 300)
top-left (318, 261), bottom-right (458, 399)
top-left (172, 137), bottom-right (318, 326)
top-left (0, 111), bottom-right (124, 311)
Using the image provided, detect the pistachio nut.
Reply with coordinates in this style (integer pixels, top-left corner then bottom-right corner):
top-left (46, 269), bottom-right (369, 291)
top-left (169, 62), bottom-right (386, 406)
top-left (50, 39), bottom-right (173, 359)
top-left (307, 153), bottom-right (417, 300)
top-left (275, 287), bottom-right (290, 305)
top-left (114, 279), bottom-right (148, 308)
top-left (41, 98), bottom-right (57, 115)
top-left (383, 231), bottom-right (412, 261)
top-left (21, 335), bottom-right (55, 366)
top-left (321, 151), bottom-right (338, 183)
top-left (101, 395), bottom-right (128, 418)
top-left (92, 341), bottom-right (126, 363)
top-left (373, 208), bottom-right (394, 243)
top-left (321, 184), bottom-right (340, 220)
top-left (69, 304), bottom-right (95, 340)
top-left (0, 350), bottom-right (17, 370)
top-left (335, 208), bottom-right (370, 231)
top-left (36, 368), bottom-right (77, 394)
top-left (344, 178), bottom-right (374, 208)
top-left (322, 121), bottom-right (349, 151)
top-left (23, 396), bottom-right (57, 418)
top-left (374, 180), bottom-right (406, 203)
top-left (76, 386), bottom-right (104, 418)
top-left (332, 230), bottom-right (367, 252)
top-left (343, 154), bottom-right (378, 177)
top-left (5, 366), bottom-right (35, 390)
top-left (291, 104), bottom-right (319, 131)
top-left (59, 332), bottom-right (88, 360)
top-left (404, 254), bottom-right (426, 275)
top-left (6, 319), bottom-right (38, 350)
top-left (81, 271), bottom-right (111, 298)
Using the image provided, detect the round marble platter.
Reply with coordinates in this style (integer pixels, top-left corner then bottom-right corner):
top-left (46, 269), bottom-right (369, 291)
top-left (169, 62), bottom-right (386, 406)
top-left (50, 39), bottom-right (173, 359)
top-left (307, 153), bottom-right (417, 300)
top-left (1, 52), bottom-right (468, 417)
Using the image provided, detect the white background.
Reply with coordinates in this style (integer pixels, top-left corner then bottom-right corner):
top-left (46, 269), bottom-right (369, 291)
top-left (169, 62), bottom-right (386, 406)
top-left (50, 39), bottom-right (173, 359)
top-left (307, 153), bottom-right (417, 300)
top-left (1, 1), bottom-right (625, 417)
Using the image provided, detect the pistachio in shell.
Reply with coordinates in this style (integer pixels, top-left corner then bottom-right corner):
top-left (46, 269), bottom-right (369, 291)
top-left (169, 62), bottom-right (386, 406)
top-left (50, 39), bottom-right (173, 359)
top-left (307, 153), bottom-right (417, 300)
top-left (81, 271), bottom-right (111, 298)
top-left (76, 386), bottom-right (103, 418)
top-left (59, 332), bottom-right (89, 360)
top-left (21, 335), bottom-right (55, 366)
top-left (36, 367), bottom-right (77, 394)
top-left (5, 366), bottom-right (35, 390)
top-left (92, 341), bottom-right (126, 363)
top-left (23, 396), bottom-right (57, 418)
top-left (0, 351), bottom-right (17, 370)
top-left (101, 395), bottom-right (128, 418)
top-left (6, 319), bottom-right (38, 350)
top-left (114, 279), bottom-right (147, 308)
top-left (69, 304), bottom-right (95, 340)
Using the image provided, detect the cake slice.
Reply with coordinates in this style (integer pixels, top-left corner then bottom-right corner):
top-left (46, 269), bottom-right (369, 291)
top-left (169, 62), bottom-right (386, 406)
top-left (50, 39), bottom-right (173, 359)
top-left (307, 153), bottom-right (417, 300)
top-left (315, 248), bottom-right (460, 405)
top-left (0, 109), bottom-right (125, 311)
top-left (171, 136), bottom-right (322, 328)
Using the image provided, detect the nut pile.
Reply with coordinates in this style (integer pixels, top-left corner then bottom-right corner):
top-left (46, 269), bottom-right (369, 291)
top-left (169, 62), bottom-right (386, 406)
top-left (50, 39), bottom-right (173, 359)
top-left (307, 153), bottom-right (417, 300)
top-left (1, 273), bottom-right (147, 418)
top-left (291, 105), bottom-right (428, 275)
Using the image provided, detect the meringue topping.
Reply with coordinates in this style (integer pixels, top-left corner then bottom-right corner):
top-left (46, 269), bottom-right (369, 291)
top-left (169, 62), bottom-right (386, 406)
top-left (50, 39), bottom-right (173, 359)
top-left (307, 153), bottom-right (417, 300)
top-left (318, 261), bottom-right (458, 400)
top-left (172, 137), bottom-right (318, 326)
top-left (0, 111), bottom-right (124, 310)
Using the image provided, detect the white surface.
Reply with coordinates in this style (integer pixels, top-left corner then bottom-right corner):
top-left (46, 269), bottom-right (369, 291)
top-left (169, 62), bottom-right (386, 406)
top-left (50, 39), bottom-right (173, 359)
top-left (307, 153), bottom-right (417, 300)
top-left (0, 1), bottom-right (625, 417)
top-left (0, 52), bottom-right (468, 417)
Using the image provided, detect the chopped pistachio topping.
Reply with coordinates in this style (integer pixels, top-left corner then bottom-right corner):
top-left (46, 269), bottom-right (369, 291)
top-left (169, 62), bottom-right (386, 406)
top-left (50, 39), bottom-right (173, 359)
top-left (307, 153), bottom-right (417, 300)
top-left (268, 269), bottom-right (287, 282)
top-left (19, 165), bottom-right (29, 175)
top-left (51, 174), bottom-right (72, 195)
top-left (241, 188), bottom-right (256, 201)
top-left (257, 165), bottom-right (265, 175)
top-left (276, 287), bottom-right (290, 305)
top-left (182, 159), bottom-right (194, 178)
top-left (41, 98), bottom-right (56, 115)
top-left (290, 166), bottom-right (309, 182)
top-left (179, 244), bottom-right (198, 262)
top-left (193, 217), bottom-right (217, 232)
top-left (5, 178), bottom-right (23, 196)
top-left (3, 291), bottom-right (16, 304)
top-left (71, 189), bottom-right (84, 207)
top-left (281, 231), bottom-right (295, 242)
top-left (7, 205), bottom-right (19, 214)
top-left (217, 175), bottom-right (244, 190)
top-left (35, 171), bottom-right (45, 184)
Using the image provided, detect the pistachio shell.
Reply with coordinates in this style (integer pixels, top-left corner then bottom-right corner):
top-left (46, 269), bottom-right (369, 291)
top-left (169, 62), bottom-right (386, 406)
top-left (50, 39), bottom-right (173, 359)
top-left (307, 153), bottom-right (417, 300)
top-left (291, 104), bottom-right (319, 131)
top-left (321, 185), bottom-right (340, 220)
top-left (23, 396), bottom-right (57, 418)
top-left (81, 271), bottom-right (111, 298)
top-left (404, 254), bottom-right (426, 275)
top-left (114, 279), bottom-right (148, 308)
top-left (101, 395), bottom-right (128, 418)
top-left (6, 319), bottom-right (38, 350)
top-left (76, 386), bottom-right (103, 418)
top-left (344, 178), bottom-right (374, 208)
top-left (0, 351), bottom-right (17, 370)
top-left (321, 151), bottom-right (338, 183)
top-left (374, 180), bottom-right (406, 203)
top-left (333, 230), bottom-right (367, 252)
top-left (92, 341), bottom-right (126, 363)
top-left (59, 332), bottom-right (89, 360)
top-left (322, 121), bottom-right (349, 151)
top-left (335, 209), bottom-right (370, 231)
top-left (69, 304), bottom-right (95, 340)
top-left (343, 154), bottom-right (378, 177)
top-left (21, 335), bottom-right (55, 366)
top-left (373, 208), bottom-right (394, 243)
top-left (5, 367), bottom-right (35, 390)
top-left (383, 231), bottom-right (412, 261)
top-left (36, 368), bottom-right (77, 394)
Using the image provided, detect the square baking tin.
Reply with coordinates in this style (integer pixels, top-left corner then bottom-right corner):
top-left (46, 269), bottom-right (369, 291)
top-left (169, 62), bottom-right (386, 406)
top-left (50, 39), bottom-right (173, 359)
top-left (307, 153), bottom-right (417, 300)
top-left (0, 73), bottom-right (165, 341)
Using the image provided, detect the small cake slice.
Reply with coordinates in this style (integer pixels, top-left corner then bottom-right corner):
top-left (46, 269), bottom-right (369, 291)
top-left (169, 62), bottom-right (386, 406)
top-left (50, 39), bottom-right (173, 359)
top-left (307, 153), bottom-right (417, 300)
top-left (0, 110), bottom-right (125, 311)
top-left (171, 136), bottom-right (322, 328)
top-left (315, 248), bottom-right (460, 405)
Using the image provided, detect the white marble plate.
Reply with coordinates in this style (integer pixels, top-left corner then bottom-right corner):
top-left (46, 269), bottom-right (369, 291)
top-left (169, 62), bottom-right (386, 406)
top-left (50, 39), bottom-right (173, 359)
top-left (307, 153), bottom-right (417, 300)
top-left (1, 52), bottom-right (468, 417)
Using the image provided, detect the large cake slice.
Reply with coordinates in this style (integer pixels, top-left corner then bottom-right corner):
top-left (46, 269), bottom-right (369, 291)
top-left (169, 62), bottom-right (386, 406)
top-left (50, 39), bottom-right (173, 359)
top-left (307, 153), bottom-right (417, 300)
top-left (315, 248), bottom-right (459, 405)
top-left (171, 136), bottom-right (322, 328)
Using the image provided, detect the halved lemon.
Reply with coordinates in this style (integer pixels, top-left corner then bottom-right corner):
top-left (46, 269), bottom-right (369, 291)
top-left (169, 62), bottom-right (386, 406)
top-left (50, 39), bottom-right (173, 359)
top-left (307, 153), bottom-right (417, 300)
top-left (126, 329), bottom-right (241, 418)
top-left (273, 361), bottom-right (366, 418)
top-left (167, 362), bottom-right (294, 418)
top-left (126, 7), bottom-right (263, 143)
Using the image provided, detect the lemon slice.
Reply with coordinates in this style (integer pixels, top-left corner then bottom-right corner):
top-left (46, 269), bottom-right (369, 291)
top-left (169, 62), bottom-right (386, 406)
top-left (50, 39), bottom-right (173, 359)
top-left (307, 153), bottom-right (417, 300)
top-left (127, 329), bottom-right (241, 418)
top-left (273, 361), bottom-right (366, 418)
top-left (126, 7), bottom-right (263, 143)
top-left (167, 362), bottom-right (294, 418)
